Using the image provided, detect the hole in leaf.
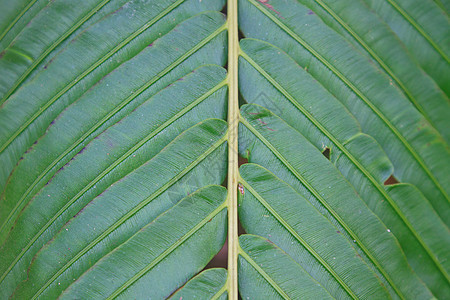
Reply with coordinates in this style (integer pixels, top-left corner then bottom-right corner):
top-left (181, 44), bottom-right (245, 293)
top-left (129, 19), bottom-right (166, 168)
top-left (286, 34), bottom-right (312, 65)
top-left (384, 175), bottom-right (399, 185)
top-left (204, 220), bottom-right (246, 270)
top-left (239, 155), bottom-right (248, 167)
top-left (205, 238), bottom-right (228, 269)
top-left (220, 3), bottom-right (227, 14)
top-left (322, 147), bottom-right (330, 160)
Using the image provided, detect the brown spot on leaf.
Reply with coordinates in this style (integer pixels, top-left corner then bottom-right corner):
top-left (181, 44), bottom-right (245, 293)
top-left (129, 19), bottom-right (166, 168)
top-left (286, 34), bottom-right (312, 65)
top-left (322, 147), bottom-right (330, 160)
top-left (384, 175), bottom-right (399, 185)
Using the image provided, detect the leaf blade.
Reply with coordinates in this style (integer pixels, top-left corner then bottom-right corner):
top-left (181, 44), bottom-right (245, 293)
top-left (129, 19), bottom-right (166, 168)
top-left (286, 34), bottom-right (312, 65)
top-left (238, 37), bottom-right (450, 296)
top-left (238, 0), bottom-right (450, 228)
top-left (0, 2), bottom-right (226, 191)
top-left (239, 104), bottom-right (433, 299)
top-left (292, 0), bottom-right (450, 142)
top-left (239, 234), bottom-right (333, 300)
top-left (57, 185), bottom-right (227, 299)
top-left (0, 83), bottom-right (228, 297)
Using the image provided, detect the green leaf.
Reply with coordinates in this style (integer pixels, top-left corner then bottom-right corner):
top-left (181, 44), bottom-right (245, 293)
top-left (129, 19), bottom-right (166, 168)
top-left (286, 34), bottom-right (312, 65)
top-left (169, 268), bottom-right (228, 300)
top-left (238, 0), bottom-right (450, 228)
top-left (238, 234), bottom-right (333, 299)
top-left (55, 185), bottom-right (227, 299)
top-left (0, 0), bottom-right (131, 102)
top-left (0, 62), bottom-right (227, 243)
top-left (0, 1), bottom-right (226, 190)
top-left (0, 116), bottom-right (228, 298)
top-left (0, 0), bottom-right (48, 51)
top-left (361, 0), bottom-right (450, 97)
top-left (239, 104), bottom-right (433, 299)
top-left (290, 0), bottom-right (450, 143)
top-left (238, 38), bottom-right (450, 297)
top-left (1, 0), bottom-right (449, 298)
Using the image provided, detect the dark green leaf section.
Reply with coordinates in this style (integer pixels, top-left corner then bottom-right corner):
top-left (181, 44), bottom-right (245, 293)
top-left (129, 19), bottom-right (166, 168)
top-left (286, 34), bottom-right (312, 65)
top-left (238, 165), bottom-right (383, 299)
top-left (239, 197), bottom-right (369, 299)
top-left (239, 0), bottom-right (450, 227)
top-left (361, 0), bottom-right (450, 96)
top-left (239, 38), bottom-right (361, 160)
top-left (385, 184), bottom-right (450, 274)
top-left (432, 0), bottom-right (449, 11)
top-left (0, 0), bottom-right (131, 102)
top-left (19, 0), bottom-right (133, 88)
top-left (0, 63), bottom-right (227, 243)
top-left (239, 38), bottom-right (450, 297)
top-left (55, 185), bottom-right (227, 299)
top-left (292, 0), bottom-right (450, 143)
top-left (0, 114), bottom-right (227, 297)
top-left (238, 235), bottom-right (333, 300)
top-left (0, 0), bottom-right (47, 51)
top-left (239, 105), bottom-right (433, 299)
top-left (169, 268), bottom-right (227, 300)
top-left (0, 6), bottom-right (227, 191)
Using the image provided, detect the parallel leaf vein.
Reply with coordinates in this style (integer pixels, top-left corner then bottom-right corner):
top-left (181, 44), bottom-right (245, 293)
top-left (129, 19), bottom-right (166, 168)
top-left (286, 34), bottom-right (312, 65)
top-left (384, 0), bottom-right (449, 63)
top-left (238, 249), bottom-right (291, 300)
top-left (312, 0), bottom-right (426, 119)
top-left (0, 27), bottom-right (227, 237)
top-left (0, 0), bottom-right (187, 154)
top-left (240, 116), bottom-right (397, 298)
top-left (1, 0), bottom-right (113, 104)
top-left (240, 51), bottom-right (450, 283)
top-left (248, 0), bottom-right (449, 203)
top-left (105, 204), bottom-right (227, 299)
top-left (0, 78), bottom-right (226, 285)
top-left (239, 179), bottom-right (353, 299)
top-left (31, 136), bottom-right (227, 299)
top-left (0, 0), bottom-right (40, 44)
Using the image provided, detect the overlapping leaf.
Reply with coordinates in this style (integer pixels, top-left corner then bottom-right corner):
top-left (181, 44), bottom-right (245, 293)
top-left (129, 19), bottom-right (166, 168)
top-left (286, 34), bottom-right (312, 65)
top-left (238, 38), bottom-right (450, 297)
top-left (361, 0), bottom-right (450, 97)
top-left (238, 0), bottom-right (450, 228)
top-left (0, 0), bottom-right (131, 102)
top-left (0, 0), bottom-right (49, 51)
top-left (239, 105), bottom-right (432, 299)
top-left (238, 234), bottom-right (333, 299)
top-left (0, 0), bottom-right (449, 298)
top-left (291, 0), bottom-right (450, 143)
top-left (169, 268), bottom-right (228, 299)
top-left (27, 183), bottom-right (227, 299)
top-left (0, 0), bottom-right (226, 190)
top-left (0, 2), bottom-right (229, 297)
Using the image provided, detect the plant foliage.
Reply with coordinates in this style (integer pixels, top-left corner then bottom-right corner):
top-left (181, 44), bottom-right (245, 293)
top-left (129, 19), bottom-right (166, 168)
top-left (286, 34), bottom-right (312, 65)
top-left (0, 0), bottom-right (448, 298)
